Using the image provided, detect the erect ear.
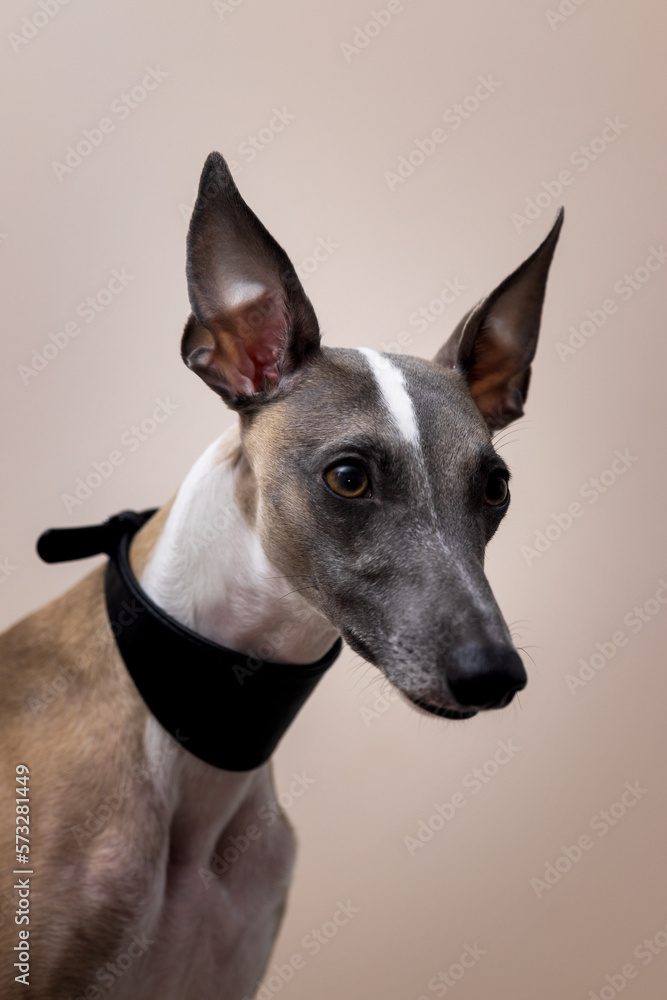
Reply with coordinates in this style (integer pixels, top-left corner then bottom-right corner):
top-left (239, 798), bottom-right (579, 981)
top-left (434, 208), bottom-right (564, 431)
top-left (181, 152), bottom-right (321, 410)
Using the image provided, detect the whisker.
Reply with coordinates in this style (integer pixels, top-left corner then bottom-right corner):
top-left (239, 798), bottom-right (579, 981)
top-left (348, 663), bottom-right (381, 696)
top-left (268, 585), bottom-right (317, 609)
top-left (494, 435), bottom-right (522, 452)
top-left (350, 666), bottom-right (389, 698)
top-left (493, 420), bottom-right (535, 452)
top-left (516, 645), bottom-right (538, 669)
top-left (259, 573), bottom-right (312, 581)
top-left (508, 619), bottom-right (531, 642)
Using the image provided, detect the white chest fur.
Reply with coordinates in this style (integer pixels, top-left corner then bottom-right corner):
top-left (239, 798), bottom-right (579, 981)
top-left (140, 426), bottom-right (338, 664)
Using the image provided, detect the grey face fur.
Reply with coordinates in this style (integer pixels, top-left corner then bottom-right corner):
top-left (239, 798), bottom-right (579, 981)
top-left (182, 152), bottom-right (564, 720)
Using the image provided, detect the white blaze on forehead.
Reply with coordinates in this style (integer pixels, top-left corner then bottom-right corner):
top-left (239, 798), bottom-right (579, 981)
top-left (357, 347), bottom-right (419, 444)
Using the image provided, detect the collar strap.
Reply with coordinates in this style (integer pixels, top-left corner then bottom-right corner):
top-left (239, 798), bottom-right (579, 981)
top-left (37, 510), bottom-right (342, 771)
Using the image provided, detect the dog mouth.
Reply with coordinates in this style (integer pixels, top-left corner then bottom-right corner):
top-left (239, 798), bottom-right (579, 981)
top-left (408, 696), bottom-right (478, 721)
top-left (340, 627), bottom-right (378, 665)
top-left (339, 629), bottom-right (479, 720)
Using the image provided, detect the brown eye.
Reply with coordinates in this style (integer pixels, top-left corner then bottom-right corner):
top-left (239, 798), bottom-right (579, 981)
top-left (484, 470), bottom-right (509, 507)
top-left (325, 464), bottom-right (370, 498)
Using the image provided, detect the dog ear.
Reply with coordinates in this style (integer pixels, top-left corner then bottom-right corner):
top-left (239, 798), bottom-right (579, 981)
top-left (182, 152), bottom-right (321, 410)
top-left (434, 209), bottom-right (564, 430)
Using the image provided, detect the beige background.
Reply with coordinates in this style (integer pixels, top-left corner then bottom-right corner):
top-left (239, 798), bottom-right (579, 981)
top-left (1, 0), bottom-right (666, 997)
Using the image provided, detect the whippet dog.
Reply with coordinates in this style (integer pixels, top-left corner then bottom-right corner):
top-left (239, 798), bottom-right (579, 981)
top-left (0, 152), bottom-right (563, 999)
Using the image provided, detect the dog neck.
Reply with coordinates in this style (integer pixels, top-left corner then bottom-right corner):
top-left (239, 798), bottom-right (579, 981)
top-left (137, 425), bottom-right (339, 665)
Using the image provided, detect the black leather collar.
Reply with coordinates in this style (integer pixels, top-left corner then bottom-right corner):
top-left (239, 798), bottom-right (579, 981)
top-left (37, 509), bottom-right (342, 771)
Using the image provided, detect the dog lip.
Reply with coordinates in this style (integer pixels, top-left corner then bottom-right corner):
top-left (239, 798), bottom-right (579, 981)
top-left (409, 696), bottom-right (478, 721)
top-left (340, 627), bottom-right (377, 664)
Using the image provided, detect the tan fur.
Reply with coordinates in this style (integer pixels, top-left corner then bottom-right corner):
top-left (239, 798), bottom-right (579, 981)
top-left (0, 476), bottom-right (296, 999)
top-left (0, 566), bottom-right (160, 995)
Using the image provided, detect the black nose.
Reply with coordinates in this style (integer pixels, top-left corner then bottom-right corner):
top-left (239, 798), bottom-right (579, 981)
top-left (446, 645), bottom-right (527, 710)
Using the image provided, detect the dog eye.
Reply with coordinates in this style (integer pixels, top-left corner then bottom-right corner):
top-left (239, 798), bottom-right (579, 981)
top-left (324, 464), bottom-right (370, 499)
top-left (484, 470), bottom-right (509, 507)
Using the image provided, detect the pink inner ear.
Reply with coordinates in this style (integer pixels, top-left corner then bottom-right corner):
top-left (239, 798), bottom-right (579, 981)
top-left (212, 288), bottom-right (287, 396)
top-left (246, 338), bottom-right (281, 385)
